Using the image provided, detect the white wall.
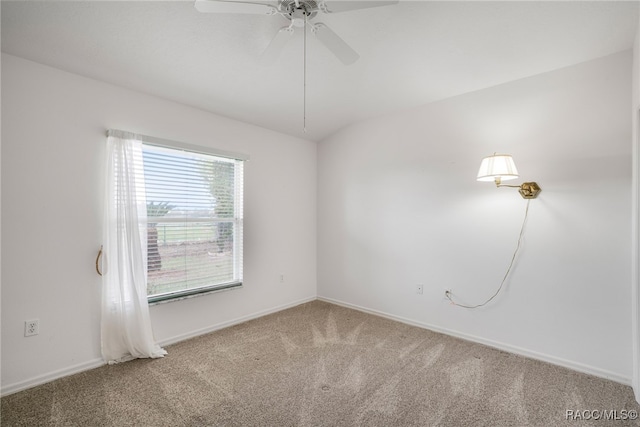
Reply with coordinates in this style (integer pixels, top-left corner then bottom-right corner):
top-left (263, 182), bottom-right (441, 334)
top-left (1, 54), bottom-right (317, 394)
top-left (318, 51), bottom-right (633, 382)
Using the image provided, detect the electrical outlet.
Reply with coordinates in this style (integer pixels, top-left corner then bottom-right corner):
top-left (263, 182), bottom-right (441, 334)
top-left (280, 274), bottom-right (285, 283)
top-left (416, 284), bottom-right (424, 295)
top-left (25, 319), bottom-right (39, 337)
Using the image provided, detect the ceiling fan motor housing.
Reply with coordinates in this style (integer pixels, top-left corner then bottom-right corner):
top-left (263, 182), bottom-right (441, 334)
top-left (280, 0), bottom-right (319, 25)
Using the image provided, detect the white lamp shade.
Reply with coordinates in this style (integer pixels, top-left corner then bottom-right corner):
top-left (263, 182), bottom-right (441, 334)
top-left (477, 154), bottom-right (519, 182)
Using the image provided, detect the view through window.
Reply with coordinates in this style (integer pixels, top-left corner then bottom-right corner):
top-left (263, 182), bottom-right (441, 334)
top-left (142, 144), bottom-right (244, 303)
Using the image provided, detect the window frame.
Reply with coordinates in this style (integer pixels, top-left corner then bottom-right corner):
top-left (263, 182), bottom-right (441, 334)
top-left (106, 130), bottom-right (248, 305)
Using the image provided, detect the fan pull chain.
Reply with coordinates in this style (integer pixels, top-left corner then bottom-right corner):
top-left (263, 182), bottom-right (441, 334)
top-left (303, 15), bottom-right (307, 133)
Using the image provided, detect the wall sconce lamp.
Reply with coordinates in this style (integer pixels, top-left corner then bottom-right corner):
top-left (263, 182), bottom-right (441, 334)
top-left (445, 153), bottom-right (539, 308)
top-left (477, 154), bottom-right (541, 199)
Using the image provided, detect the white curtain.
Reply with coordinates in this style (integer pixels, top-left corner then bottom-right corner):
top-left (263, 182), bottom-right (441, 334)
top-left (102, 131), bottom-right (167, 363)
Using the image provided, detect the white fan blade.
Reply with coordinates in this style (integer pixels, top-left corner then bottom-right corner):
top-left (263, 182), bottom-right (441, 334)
top-left (321, 0), bottom-right (398, 14)
top-left (312, 23), bottom-right (359, 65)
top-left (194, 0), bottom-right (276, 15)
top-left (260, 26), bottom-right (294, 65)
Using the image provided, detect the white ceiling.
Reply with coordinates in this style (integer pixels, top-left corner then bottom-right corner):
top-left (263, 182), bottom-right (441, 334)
top-left (2, 1), bottom-right (638, 142)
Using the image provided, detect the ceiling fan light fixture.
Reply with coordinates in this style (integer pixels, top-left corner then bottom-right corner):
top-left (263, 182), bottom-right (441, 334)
top-left (195, 0), bottom-right (397, 65)
top-left (282, 0), bottom-right (318, 19)
top-left (195, 0), bottom-right (399, 132)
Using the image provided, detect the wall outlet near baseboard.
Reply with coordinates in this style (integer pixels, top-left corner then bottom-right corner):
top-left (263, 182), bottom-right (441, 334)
top-left (416, 284), bottom-right (424, 295)
top-left (25, 319), bottom-right (39, 337)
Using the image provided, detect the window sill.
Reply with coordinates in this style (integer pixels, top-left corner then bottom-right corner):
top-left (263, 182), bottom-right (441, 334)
top-left (148, 282), bottom-right (243, 306)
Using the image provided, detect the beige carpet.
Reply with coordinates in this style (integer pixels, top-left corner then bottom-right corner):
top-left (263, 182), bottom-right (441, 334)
top-left (2, 300), bottom-right (640, 426)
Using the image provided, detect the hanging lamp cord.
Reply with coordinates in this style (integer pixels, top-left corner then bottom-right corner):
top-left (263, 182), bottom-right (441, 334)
top-left (446, 199), bottom-right (531, 308)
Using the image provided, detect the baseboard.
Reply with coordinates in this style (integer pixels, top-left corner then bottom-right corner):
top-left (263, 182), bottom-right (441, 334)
top-left (1, 295), bottom-right (316, 397)
top-left (1, 358), bottom-right (106, 397)
top-left (317, 295), bottom-right (632, 386)
top-left (156, 295), bottom-right (317, 347)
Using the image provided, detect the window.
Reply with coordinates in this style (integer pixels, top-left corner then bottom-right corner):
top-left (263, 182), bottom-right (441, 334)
top-left (141, 142), bottom-right (244, 303)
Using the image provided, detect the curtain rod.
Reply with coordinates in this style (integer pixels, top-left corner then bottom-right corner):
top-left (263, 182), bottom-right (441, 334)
top-left (106, 129), bottom-right (250, 161)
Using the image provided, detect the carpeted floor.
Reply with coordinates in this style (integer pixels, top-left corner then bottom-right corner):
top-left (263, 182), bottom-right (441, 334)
top-left (2, 300), bottom-right (640, 426)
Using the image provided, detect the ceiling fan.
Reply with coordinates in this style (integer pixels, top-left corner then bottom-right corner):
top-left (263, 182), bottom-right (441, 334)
top-left (194, 0), bottom-right (399, 65)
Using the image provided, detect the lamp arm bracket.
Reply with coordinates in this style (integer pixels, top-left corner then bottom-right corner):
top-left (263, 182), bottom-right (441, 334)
top-left (495, 180), bottom-right (541, 199)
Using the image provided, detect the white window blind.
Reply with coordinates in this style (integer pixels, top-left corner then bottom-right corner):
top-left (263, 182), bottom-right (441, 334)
top-left (141, 143), bottom-right (244, 303)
